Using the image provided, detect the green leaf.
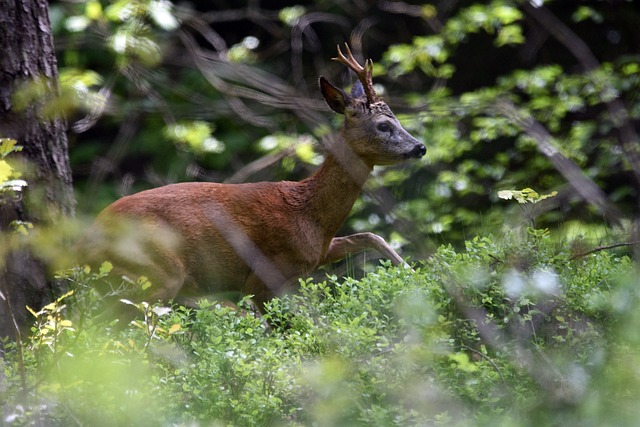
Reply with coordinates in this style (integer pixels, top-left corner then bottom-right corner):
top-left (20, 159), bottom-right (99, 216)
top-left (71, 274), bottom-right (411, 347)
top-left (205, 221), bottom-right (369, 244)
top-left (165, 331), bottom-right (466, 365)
top-left (148, 0), bottom-right (179, 30)
top-left (493, 5), bottom-right (523, 25)
top-left (449, 352), bottom-right (478, 372)
top-left (295, 141), bottom-right (315, 164)
top-left (421, 5), bottom-right (437, 19)
top-left (279, 6), bottom-right (305, 26)
top-left (0, 160), bottom-right (12, 182)
top-left (0, 138), bottom-right (20, 158)
top-left (85, 0), bottom-right (102, 20)
top-left (496, 24), bottom-right (525, 46)
top-left (498, 188), bottom-right (558, 204)
top-left (164, 121), bottom-right (224, 154)
top-left (26, 305), bottom-right (39, 318)
top-left (99, 261), bottom-right (113, 276)
top-left (105, 0), bottom-right (134, 22)
top-left (572, 6), bottom-right (603, 24)
top-left (138, 276), bottom-right (152, 291)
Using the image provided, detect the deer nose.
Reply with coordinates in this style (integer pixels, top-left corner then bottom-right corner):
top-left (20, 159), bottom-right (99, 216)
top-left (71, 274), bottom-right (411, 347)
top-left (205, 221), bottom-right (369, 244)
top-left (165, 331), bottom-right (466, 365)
top-left (408, 143), bottom-right (426, 158)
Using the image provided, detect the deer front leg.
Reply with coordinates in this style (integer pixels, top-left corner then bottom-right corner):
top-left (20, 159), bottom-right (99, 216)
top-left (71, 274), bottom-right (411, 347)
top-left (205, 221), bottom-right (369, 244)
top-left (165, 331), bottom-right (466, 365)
top-left (320, 232), bottom-right (409, 267)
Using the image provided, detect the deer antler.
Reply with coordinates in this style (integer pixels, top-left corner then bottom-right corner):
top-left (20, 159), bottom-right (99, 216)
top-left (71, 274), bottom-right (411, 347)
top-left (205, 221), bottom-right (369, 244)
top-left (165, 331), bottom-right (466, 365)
top-left (332, 43), bottom-right (378, 104)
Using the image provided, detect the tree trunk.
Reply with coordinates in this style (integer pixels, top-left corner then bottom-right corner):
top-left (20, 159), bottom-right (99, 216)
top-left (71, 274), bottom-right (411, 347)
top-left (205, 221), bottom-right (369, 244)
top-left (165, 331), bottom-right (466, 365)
top-left (0, 0), bottom-right (75, 341)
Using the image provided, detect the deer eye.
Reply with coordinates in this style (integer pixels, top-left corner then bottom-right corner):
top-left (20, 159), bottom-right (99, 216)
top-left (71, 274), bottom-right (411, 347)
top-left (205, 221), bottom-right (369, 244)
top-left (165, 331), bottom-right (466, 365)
top-left (377, 122), bottom-right (391, 132)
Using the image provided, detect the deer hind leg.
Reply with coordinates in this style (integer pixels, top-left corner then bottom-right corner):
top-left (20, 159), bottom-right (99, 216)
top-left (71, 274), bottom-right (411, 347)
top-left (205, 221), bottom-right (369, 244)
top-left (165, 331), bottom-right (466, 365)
top-left (241, 270), bottom-right (290, 313)
top-left (321, 232), bottom-right (409, 267)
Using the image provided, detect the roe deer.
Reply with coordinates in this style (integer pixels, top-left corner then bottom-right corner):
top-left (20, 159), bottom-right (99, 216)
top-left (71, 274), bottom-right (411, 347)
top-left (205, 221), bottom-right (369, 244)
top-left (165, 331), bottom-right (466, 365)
top-left (88, 44), bottom-right (426, 310)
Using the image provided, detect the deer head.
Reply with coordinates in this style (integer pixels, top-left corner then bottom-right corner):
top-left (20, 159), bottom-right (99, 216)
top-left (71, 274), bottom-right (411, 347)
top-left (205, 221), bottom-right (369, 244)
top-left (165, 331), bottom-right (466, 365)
top-left (319, 43), bottom-right (426, 167)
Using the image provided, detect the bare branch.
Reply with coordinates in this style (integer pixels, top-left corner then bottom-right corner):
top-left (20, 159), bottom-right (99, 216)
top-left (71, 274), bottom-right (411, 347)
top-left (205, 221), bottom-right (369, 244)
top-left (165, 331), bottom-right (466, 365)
top-left (290, 12), bottom-right (350, 91)
top-left (224, 147), bottom-right (295, 184)
top-left (571, 240), bottom-right (640, 260)
top-left (377, 0), bottom-right (443, 32)
top-left (178, 29), bottom-right (328, 130)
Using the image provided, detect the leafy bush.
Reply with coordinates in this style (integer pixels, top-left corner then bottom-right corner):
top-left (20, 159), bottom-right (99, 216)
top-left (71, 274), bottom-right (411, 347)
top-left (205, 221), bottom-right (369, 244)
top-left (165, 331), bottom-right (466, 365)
top-left (1, 230), bottom-right (638, 426)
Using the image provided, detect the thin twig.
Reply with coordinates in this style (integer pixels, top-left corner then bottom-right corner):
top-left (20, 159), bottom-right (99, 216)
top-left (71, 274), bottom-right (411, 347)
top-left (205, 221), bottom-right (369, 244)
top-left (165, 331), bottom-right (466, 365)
top-left (570, 240), bottom-right (640, 260)
top-left (459, 344), bottom-right (508, 388)
top-left (0, 287), bottom-right (28, 399)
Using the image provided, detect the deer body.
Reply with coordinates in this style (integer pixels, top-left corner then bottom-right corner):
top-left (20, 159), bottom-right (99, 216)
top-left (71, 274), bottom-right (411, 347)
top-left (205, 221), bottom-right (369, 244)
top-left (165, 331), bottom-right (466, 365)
top-left (90, 45), bottom-right (425, 309)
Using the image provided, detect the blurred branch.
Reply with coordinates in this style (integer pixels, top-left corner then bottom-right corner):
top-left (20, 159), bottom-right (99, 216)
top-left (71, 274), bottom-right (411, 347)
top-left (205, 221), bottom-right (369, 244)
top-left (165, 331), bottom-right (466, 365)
top-left (178, 28), bottom-right (328, 131)
top-left (366, 183), bottom-right (432, 257)
top-left (378, 0), bottom-right (443, 32)
top-left (121, 64), bottom-right (176, 125)
top-left (522, 2), bottom-right (598, 70)
top-left (522, 1), bottom-right (640, 189)
top-left (224, 147), bottom-right (295, 184)
top-left (291, 12), bottom-right (350, 90)
top-left (0, 286), bottom-right (27, 396)
top-left (72, 73), bottom-right (116, 134)
top-left (84, 112), bottom-right (140, 206)
top-left (349, 16), bottom-right (379, 55)
top-left (459, 344), bottom-right (508, 388)
top-left (196, 5), bottom-right (282, 37)
top-left (570, 240), bottom-right (640, 260)
top-left (494, 99), bottom-right (624, 227)
top-left (182, 17), bottom-right (228, 54)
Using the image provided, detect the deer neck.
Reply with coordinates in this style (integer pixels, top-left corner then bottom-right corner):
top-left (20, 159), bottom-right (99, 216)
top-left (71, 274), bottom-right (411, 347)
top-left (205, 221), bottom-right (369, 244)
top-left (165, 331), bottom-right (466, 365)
top-left (298, 137), bottom-right (372, 236)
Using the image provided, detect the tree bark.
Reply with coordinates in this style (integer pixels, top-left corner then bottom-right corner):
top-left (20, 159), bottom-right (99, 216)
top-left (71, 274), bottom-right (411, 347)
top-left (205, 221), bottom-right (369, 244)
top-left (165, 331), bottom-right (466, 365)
top-left (0, 0), bottom-right (75, 341)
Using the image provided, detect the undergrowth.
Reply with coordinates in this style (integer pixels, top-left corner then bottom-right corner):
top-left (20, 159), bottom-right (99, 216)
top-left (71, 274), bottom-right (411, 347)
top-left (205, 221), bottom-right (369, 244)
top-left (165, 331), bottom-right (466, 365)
top-left (1, 229), bottom-right (638, 426)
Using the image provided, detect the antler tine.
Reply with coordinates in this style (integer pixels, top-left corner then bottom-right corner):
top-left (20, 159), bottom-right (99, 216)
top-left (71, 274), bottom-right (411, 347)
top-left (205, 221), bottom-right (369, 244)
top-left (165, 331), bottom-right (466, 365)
top-left (332, 43), bottom-right (378, 104)
top-left (333, 43), bottom-right (364, 72)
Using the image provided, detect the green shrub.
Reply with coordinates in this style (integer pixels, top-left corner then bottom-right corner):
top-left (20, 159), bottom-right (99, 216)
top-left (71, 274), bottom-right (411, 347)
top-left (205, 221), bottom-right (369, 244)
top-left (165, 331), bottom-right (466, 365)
top-left (1, 230), bottom-right (637, 426)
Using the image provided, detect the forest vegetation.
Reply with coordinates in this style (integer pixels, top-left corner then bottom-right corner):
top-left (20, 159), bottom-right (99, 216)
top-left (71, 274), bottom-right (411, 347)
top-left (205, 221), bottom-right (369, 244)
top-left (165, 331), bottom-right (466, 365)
top-left (1, 0), bottom-right (639, 425)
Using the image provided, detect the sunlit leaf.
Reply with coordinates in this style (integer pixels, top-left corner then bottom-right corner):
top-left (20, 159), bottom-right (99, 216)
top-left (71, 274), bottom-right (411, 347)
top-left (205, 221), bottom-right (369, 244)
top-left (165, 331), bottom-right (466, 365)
top-left (493, 5), bottom-right (523, 24)
top-left (279, 6), bottom-right (305, 26)
top-left (449, 352), bottom-right (478, 372)
top-left (85, 0), bottom-right (102, 20)
top-left (496, 24), bottom-right (525, 46)
top-left (0, 160), bottom-right (13, 182)
top-left (149, 0), bottom-right (179, 30)
top-left (164, 121), bottom-right (223, 154)
top-left (295, 141), bottom-right (315, 164)
top-left (26, 305), bottom-right (38, 318)
top-left (99, 261), bottom-right (113, 275)
top-left (138, 276), bottom-right (152, 291)
top-left (572, 6), bottom-right (603, 23)
top-left (498, 188), bottom-right (558, 204)
top-left (0, 138), bottom-right (20, 158)
top-left (65, 16), bottom-right (90, 32)
top-left (152, 306), bottom-right (172, 317)
top-left (421, 4), bottom-right (437, 19)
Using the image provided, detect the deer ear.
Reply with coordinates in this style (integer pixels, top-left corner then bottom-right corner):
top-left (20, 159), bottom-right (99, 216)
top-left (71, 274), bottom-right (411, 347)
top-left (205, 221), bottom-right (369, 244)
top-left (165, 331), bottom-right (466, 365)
top-left (319, 76), bottom-right (349, 114)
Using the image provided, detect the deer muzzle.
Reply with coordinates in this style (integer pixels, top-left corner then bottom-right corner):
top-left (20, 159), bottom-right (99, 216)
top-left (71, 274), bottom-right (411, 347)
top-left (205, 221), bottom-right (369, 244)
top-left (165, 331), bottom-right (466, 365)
top-left (405, 143), bottom-right (427, 159)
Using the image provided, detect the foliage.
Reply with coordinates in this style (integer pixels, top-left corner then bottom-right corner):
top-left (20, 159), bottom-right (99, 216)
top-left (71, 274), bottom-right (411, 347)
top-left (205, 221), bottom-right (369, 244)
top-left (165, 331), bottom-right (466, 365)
top-left (2, 231), bottom-right (638, 425)
top-left (497, 188), bottom-right (558, 205)
top-left (44, 0), bottom-right (639, 258)
top-left (3, 1), bottom-right (640, 424)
